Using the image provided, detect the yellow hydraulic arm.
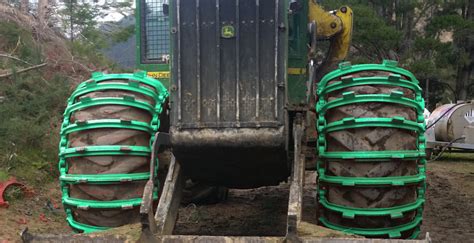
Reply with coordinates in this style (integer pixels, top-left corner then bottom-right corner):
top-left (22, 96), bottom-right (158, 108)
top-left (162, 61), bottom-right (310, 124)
top-left (308, 1), bottom-right (353, 79)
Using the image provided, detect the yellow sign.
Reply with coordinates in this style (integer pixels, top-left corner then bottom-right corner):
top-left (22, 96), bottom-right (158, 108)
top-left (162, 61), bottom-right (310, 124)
top-left (147, 71), bottom-right (170, 79)
top-left (288, 68), bottom-right (307, 75)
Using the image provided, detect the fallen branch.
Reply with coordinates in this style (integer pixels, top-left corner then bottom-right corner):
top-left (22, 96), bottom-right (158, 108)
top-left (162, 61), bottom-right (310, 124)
top-left (0, 53), bottom-right (33, 65)
top-left (0, 63), bottom-right (47, 79)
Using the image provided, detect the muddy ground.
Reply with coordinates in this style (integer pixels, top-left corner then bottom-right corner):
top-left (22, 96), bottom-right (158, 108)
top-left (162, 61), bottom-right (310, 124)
top-left (0, 182), bottom-right (71, 242)
top-left (1, 154), bottom-right (473, 242)
top-left (419, 154), bottom-right (474, 242)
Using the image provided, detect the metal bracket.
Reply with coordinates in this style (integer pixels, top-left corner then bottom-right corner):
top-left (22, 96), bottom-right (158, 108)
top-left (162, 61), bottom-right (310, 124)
top-left (286, 113), bottom-right (305, 242)
top-left (153, 155), bottom-right (184, 236)
top-left (139, 132), bottom-right (171, 241)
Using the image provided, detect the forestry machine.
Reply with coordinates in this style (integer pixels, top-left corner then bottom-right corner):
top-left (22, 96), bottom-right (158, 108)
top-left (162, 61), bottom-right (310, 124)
top-left (24, 0), bottom-right (430, 242)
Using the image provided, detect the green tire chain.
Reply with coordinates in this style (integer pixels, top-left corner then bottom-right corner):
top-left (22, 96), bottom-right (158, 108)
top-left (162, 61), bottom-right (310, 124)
top-left (58, 72), bottom-right (168, 233)
top-left (315, 60), bottom-right (426, 239)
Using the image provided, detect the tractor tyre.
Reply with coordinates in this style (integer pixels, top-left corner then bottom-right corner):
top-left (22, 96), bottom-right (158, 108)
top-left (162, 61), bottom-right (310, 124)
top-left (66, 81), bottom-right (155, 228)
top-left (59, 75), bottom-right (168, 232)
top-left (317, 66), bottom-right (425, 239)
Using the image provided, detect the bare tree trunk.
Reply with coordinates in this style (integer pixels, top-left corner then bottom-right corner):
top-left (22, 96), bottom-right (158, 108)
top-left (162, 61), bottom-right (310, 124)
top-left (401, 8), bottom-right (414, 54)
top-left (455, 0), bottom-right (473, 101)
top-left (69, 1), bottom-right (74, 43)
top-left (20, 0), bottom-right (29, 13)
top-left (38, 0), bottom-right (49, 25)
top-left (456, 64), bottom-right (470, 101)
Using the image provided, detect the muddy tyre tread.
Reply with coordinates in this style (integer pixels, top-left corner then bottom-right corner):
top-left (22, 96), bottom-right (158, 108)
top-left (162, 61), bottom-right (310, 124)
top-left (316, 62), bottom-right (426, 239)
top-left (58, 73), bottom-right (167, 232)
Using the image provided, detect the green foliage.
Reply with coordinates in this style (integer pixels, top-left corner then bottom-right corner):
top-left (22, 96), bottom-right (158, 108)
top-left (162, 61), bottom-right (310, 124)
top-left (69, 39), bottom-right (112, 68)
top-left (0, 23), bottom-right (68, 176)
top-left (320, 1), bottom-right (402, 61)
top-left (428, 14), bottom-right (474, 44)
top-left (0, 4), bottom-right (131, 185)
top-left (350, 5), bottom-right (402, 61)
top-left (59, 2), bottom-right (109, 61)
top-left (111, 25), bottom-right (135, 43)
top-left (321, 0), bottom-right (473, 107)
top-left (0, 22), bottom-right (74, 184)
top-left (0, 76), bottom-right (68, 146)
top-left (59, 2), bottom-right (101, 41)
top-left (0, 170), bottom-right (8, 181)
top-left (0, 73), bottom-right (70, 184)
top-left (0, 21), bottom-right (42, 64)
top-left (57, 2), bottom-right (130, 70)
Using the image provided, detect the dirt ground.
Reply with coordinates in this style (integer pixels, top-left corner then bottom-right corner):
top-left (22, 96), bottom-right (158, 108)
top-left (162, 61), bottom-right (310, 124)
top-left (174, 172), bottom-right (355, 239)
top-left (175, 186), bottom-right (290, 237)
top-left (419, 154), bottom-right (474, 242)
top-left (175, 154), bottom-right (474, 242)
top-left (1, 153), bottom-right (473, 242)
top-left (0, 182), bottom-right (70, 242)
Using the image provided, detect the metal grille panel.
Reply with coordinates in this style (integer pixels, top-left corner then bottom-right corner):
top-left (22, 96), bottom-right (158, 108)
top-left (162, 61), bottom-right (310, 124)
top-left (141, 0), bottom-right (170, 63)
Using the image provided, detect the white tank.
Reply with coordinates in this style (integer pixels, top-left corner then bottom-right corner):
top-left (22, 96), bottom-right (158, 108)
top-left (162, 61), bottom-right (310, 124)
top-left (427, 102), bottom-right (474, 142)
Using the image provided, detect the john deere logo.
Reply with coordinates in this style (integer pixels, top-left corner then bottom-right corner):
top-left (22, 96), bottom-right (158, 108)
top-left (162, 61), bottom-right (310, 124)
top-left (221, 25), bottom-right (235, 38)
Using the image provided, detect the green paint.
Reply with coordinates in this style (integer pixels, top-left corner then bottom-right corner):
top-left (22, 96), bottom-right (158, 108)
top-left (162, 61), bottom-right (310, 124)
top-left (63, 194), bottom-right (158, 209)
top-left (135, 0), bottom-right (170, 88)
top-left (319, 198), bottom-right (425, 219)
top-left (319, 216), bottom-right (422, 239)
top-left (60, 172), bottom-right (151, 184)
top-left (64, 97), bottom-right (156, 118)
top-left (287, 3), bottom-right (310, 107)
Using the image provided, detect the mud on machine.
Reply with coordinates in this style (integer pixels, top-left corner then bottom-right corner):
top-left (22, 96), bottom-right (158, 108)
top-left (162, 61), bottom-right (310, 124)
top-left (53, 0), bottom-right (429, 241)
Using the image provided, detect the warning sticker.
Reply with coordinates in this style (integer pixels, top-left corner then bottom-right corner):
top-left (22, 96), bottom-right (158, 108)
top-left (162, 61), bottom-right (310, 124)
top-left (147, 71), bottom-right (170, 79)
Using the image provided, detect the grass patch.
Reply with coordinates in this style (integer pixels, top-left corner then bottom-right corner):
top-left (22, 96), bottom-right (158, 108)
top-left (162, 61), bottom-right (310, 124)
top-left (0, 73), bottom-right (69, 186)
top-left (436, 152), bottom-right (474, 162)
top-left (0, 22), bottom-right (71, 186)
top-left (0, 170), bottom-right (9, 181)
